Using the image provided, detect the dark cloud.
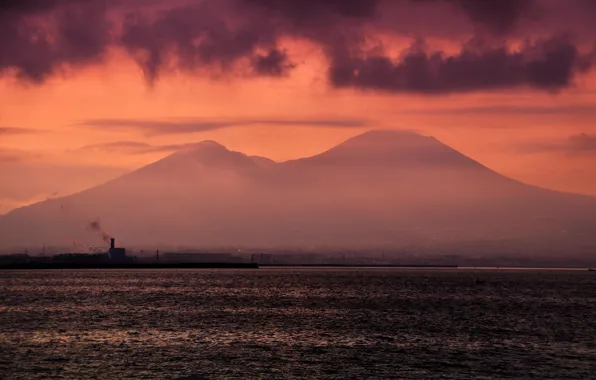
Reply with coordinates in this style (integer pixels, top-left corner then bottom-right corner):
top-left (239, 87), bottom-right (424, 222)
top-left (329, 36), bottom-right (593, 94)
top-left (0, 0), bottom-right (111, 82)
top-left (78, 117), bottom-right (368, 136)
top-left (115, 0), bottom-right (596, 92)
top-left (244, 0), bottom-right (381, 21)
top-left (120, 1), bottom-right (285, 84)
top-left (442, 0), bottom-right (536, 33)
top-left (521, 133), bottom-right (596, 155)
top-left (247, 0), bottom-right (535, 33)
top-left (579, 0), bottom-right (596, 12)
top-left (251, 48), bottom-right (295, 76)
top-left (0, 0), bottom-right (594, 94)
top-left (0, 0), bottom-right (86, 13)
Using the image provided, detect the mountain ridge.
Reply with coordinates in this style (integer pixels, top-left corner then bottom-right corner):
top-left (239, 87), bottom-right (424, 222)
top-left (1, 130), bottom-right (595, 252)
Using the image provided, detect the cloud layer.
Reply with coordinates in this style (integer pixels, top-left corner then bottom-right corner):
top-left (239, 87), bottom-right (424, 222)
top-left (520, 133), bottom-right (596, 155)
top-left (74, 141), bottom-right (191, 155)
top-left (0, 127), bottom-right (39, 136)
top-left (0, 0), bottom-right (595, 93)
top-left (78, 117), bottom-right (368, 135)
top-left (525, 133), bottom-right (596, 155)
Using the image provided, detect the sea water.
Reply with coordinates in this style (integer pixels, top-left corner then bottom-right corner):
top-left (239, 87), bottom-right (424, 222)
top-left (1, 268), bottom-right (595, 379)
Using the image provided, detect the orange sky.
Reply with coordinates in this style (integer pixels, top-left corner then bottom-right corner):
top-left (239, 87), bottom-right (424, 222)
top-left (1, 0), bottom-right (596, 214)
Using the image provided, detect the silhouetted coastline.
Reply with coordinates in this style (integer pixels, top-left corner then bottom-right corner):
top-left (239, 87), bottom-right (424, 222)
top-left (0, 262), bottom-right (259, 270)
top-left (0, 238), bottom-right (259, 269)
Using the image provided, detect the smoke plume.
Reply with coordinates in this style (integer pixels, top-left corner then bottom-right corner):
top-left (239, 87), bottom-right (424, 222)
top-left (86, 219), bottom-right (112, 243)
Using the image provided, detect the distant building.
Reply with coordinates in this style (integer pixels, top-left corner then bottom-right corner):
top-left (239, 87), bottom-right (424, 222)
top-left (50, 238), bottom-right (130, 263)
top-left (108, 238), bottom-right (128, 261)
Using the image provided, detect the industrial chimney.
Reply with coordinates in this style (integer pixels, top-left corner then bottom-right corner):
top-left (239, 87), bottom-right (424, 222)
top-left (107, 237), bottom-right (128, 261)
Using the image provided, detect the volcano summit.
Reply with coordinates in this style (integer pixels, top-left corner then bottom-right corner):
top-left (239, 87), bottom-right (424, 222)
top-left (1, 130), bottom-right (595, 254)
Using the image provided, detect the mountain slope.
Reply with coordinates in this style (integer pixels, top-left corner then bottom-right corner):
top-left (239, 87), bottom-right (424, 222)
top-left (271, 130), bottom-right (596, 247)
top-left (1, 130), bottom-right (595, 252)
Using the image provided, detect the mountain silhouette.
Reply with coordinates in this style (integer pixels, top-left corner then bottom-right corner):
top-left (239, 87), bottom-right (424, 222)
top-left (1, 130), bottom-right (595, 252)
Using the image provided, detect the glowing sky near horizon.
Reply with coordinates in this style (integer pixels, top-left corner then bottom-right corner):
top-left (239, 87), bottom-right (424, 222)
top-left (1, 0), bottom-right (596, 214)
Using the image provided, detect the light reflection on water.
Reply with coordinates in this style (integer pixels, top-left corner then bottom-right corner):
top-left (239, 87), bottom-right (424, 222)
top-left (1, 268), bottom-right (595, 379)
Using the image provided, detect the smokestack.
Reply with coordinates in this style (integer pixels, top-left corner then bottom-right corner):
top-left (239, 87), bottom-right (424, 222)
top-left (110, 238), bottom-right (115, 250)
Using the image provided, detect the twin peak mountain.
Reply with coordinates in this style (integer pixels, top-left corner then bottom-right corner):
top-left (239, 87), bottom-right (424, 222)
top-left (1, 130), bottom-right (595, 252)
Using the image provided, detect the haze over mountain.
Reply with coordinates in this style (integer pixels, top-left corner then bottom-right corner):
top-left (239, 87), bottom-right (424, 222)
top-left (1, 130), bottom-right (595, 254)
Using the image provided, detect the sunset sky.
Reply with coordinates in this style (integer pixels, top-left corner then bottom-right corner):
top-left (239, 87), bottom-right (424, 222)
top-left (1, 0), bottom-right (596, 214)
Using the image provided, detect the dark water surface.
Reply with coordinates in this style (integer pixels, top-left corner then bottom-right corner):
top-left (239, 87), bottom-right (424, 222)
top-left (1, 268), bottom-right (595, 379)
